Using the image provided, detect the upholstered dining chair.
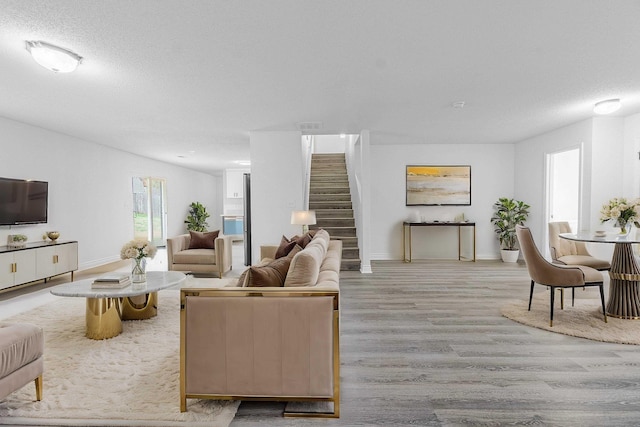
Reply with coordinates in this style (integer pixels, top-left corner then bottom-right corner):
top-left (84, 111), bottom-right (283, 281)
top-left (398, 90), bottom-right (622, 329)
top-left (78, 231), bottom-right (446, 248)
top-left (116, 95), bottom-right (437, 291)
top-left (516, 225), bottom-right (607, 327)
top-left (548, 221), bottom-right (611, 270)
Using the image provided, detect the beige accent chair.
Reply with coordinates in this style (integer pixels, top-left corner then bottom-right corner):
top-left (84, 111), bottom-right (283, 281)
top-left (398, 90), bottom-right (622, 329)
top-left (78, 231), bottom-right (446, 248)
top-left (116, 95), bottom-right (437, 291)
top-left (167, 233), bottom-right (233, 278)
top-left (516, 225), bottom-right (607, 327)
top-left (549, 221), bottom-right (610, 270)
top-left (0, 323), bottom-right (44, 402)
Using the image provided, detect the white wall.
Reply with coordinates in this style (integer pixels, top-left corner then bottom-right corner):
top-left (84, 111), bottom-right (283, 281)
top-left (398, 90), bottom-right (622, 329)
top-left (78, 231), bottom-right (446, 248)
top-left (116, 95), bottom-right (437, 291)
top-left (624, 113), bottom-right (640, 198)
top-left (0, 116), bottom-right (219, 270)
top-left (514, 119), bottom-right (594, 248)
top-left (514, 116), bottom-right (638, 262)
top-left (249, 130), bottom-right (304, 263)
top-left (314, 135), bottom-right (347, 153)
top-left (345, 131), bottom-right (371, 272)
top-left (369, 135), bottom-right (514, 260)
top-left (591, 118), bottom-right (625, 229)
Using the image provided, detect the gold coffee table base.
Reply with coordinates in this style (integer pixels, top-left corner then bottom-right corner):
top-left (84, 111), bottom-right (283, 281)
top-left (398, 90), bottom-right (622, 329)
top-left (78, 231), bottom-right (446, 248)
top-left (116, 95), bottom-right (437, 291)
top-left (122, 292), bottom-right (158, 320)
top-left (86, 297), bottom-right (123, 340)
top-left (85, 292), bottom-right (158, 340)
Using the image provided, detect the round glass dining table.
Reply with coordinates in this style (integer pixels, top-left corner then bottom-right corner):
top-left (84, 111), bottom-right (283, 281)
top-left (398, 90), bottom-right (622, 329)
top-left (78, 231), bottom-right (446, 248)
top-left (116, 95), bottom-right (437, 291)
top-left (560, 231), bottom-right (640, 319)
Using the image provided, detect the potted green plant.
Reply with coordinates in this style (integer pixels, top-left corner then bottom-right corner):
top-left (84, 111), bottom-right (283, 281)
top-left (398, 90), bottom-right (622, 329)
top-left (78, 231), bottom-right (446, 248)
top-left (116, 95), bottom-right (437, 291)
top-left (184, 202), bottom-right (210, 232)
top-left (490, 197), bottom-right (530, 262)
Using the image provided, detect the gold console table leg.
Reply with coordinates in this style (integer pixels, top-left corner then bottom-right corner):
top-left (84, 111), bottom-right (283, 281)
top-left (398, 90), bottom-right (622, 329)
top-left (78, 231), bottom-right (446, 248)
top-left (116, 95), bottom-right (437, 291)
top-left (122, 292), bottom-right (158, 320)
top-left (86, 297), bottom-right (122, 340)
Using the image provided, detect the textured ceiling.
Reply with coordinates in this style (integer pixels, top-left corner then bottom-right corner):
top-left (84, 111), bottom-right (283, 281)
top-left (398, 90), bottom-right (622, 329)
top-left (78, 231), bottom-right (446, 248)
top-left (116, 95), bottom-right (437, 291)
top-left (1, 0), bottom-right (640, 176)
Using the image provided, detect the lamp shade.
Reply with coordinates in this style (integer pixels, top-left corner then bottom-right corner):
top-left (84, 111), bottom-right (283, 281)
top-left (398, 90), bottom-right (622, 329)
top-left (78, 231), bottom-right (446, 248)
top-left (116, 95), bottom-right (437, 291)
top-left (26, 41), bottom-right (82, 73)
top-left (291, 210), bottom-right (316, 226)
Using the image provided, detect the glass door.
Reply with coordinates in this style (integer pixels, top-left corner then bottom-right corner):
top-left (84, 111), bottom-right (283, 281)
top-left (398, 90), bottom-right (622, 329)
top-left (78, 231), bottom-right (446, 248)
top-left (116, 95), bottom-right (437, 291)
top-left (132, 177), bottom-right (167, 247)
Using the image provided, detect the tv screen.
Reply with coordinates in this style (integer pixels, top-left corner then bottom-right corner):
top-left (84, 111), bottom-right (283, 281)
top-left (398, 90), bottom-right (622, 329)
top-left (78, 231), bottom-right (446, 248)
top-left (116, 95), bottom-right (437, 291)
top-left (0, 177), bottom-right (48, 225)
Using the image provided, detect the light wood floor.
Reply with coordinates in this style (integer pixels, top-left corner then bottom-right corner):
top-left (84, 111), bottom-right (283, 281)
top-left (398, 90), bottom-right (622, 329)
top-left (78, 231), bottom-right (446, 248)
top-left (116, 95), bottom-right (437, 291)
top-left (5, 249), bottom-right (640, 425)
top-left (231, 259), bottom-right (640, 426)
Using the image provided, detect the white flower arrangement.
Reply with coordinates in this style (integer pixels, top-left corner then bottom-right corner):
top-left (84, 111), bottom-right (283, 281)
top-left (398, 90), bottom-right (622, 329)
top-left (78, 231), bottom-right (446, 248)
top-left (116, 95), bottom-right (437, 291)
top-left (120, 239), bottom-right (157, 260)
top-left (600, 197), bottom-right (640, 231)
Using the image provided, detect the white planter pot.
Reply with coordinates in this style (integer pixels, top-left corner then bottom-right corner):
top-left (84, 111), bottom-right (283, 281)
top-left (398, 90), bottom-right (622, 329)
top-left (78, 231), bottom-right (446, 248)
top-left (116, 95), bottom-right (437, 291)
top-left (500, 249), bottom-right (519, 263)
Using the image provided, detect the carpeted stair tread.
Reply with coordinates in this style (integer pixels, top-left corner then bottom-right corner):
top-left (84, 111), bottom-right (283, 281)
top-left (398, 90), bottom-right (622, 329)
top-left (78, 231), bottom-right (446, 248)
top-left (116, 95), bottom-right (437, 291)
top-left (309, 153), bottom-right (359, 271)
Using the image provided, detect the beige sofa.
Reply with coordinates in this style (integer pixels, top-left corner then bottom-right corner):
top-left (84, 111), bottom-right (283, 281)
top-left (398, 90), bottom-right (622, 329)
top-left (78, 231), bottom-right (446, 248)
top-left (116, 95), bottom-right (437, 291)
top-left (167, 233), bottom-right (233, 278)
top-left (180, 230), bottom-right (341, 418)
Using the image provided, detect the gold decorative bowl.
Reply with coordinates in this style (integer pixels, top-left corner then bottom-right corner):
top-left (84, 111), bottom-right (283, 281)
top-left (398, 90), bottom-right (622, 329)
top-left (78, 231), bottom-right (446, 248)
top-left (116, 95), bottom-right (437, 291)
top-left (47, 231), bottom-right (60, 241)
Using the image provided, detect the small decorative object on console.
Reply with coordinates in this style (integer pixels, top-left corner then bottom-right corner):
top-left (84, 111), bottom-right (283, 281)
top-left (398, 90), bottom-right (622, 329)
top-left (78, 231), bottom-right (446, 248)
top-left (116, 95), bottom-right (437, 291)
top-left (7, 234), bottom-right (28, 247)
top-left (120, 239), bottom-right (157, 283)
top-left (46, 231), bottom-right (60, 242)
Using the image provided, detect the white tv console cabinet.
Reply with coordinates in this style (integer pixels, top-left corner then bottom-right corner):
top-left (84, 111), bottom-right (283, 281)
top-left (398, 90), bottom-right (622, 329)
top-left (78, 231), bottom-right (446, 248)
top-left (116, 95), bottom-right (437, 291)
top-left (0, 241), bottom-right (78, 292)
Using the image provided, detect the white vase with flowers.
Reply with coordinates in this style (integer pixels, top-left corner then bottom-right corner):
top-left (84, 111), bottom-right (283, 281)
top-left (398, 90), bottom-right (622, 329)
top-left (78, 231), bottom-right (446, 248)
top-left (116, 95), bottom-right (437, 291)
top-left (120, 239), bottom-right (157, 283)
top-left (600, 197), bottom-right (640, 237)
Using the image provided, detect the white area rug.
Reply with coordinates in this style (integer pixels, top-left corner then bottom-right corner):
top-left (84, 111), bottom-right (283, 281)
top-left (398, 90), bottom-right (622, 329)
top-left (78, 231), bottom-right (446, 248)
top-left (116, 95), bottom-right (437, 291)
top-left (501, 291), bottom-right (640, 345)
top-left (0, 288), bottom-right (239, 426)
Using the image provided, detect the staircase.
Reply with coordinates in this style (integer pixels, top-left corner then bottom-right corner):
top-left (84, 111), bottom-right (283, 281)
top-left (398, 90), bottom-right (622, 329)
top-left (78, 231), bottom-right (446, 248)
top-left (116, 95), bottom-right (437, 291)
top-left (308, 153), bottom-right (360, 271)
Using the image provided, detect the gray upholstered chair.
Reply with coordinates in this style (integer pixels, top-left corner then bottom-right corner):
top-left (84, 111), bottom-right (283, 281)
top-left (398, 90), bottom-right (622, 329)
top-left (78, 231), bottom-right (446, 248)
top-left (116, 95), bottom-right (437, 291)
top-left (548, 221), bottom-right (610, 270)
top-left (516, 225), bottom-right (607, 327)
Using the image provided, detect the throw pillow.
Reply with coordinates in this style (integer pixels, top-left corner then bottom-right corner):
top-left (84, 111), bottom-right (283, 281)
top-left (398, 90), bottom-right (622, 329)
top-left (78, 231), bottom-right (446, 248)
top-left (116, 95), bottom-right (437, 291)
top-left (240, 244), bottom-right (302, 287)
top-left (284, 243), bottom-right (324, 287)
top-left (243, 256), bottom-right (292, 287)
top-left (238, 268), bottom-right (250, 287)
top-left (290, 231), bottom-right (315, 248)
top-left (275, 235), bottom-right (298, 259)
top-left (188, 230), bottom-right (219, 249)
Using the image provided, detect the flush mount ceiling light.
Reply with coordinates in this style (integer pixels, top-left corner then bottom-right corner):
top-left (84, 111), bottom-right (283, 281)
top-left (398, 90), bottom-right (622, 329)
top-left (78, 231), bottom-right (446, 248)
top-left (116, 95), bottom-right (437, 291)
top-left (593, 98), bottom-right (621, 115)
top-left (25, 41), bottom-right (82, 73)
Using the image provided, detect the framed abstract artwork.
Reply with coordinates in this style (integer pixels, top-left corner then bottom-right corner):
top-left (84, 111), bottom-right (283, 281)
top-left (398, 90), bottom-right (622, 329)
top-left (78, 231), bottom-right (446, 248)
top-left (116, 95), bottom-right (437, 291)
top-left (406, 165), bottom-right (471, 206)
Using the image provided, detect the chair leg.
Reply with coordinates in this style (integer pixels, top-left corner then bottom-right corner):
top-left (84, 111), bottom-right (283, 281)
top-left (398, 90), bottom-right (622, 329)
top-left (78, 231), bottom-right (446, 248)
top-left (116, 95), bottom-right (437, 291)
top-left (599, 284), bottom-right (608, 323)
top-left (572, 288), bottom-right (575, 307)
top-left (560, 289), bottom-right (564, 310)
top-left (528, 280), bottom-right (535, 311)
top-left (549, 286), bottom-right (555, 327)
top-left (34, 375), bottom-right (42, 401)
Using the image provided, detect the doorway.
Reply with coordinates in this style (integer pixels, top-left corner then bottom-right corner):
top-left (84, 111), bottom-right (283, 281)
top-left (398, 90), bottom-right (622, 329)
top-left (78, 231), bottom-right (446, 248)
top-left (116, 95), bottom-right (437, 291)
top-left (546, 147), bottom-right (581, 256)
top-left (132, 177), bottom-right (167, 247)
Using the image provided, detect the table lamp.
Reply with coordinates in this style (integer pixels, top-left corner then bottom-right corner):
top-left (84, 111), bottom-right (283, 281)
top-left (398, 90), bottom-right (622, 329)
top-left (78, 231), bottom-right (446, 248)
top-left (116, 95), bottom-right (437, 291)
top-left (291, 210), bottom-right (316, 234)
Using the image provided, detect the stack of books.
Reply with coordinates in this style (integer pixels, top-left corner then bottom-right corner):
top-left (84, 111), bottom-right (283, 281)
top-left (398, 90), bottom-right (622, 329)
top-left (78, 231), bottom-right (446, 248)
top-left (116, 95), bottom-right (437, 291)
top-left (91, 273), bottom-right (131, 289)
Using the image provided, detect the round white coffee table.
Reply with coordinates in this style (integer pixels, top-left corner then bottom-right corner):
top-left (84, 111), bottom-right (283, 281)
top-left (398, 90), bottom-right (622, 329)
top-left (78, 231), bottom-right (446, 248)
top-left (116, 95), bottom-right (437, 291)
top-left (51, 271), bottom-right (186, 339)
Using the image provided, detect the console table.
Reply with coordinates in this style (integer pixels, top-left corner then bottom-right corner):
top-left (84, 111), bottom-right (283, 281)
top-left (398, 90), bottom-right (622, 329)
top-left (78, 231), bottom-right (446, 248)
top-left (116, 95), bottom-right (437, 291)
top-left (0, 240), bottom-right (78, 292)
top-left (402, 222), bottom-right (476, 262)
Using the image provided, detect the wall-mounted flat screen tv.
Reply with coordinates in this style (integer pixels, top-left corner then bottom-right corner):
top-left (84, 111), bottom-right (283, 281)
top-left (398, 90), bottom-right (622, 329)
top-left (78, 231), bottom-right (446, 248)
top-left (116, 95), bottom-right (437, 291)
top-left (406, 165), bottom-right (471, 206)
top-left (0, 177), bottom-right (48, 225)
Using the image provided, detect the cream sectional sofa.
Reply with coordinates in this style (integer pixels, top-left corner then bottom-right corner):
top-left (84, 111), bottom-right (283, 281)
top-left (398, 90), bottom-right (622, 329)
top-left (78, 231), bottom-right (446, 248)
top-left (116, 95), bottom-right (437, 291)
top-left (180, 229), bottom-right (341, 418)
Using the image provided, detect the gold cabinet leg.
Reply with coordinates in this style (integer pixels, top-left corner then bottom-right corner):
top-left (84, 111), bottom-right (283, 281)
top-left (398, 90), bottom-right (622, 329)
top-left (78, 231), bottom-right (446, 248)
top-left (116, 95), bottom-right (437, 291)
top-left (122, 292), bottom-right (158, 320)
top-left (86, 297), bottom-right (122, 340)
